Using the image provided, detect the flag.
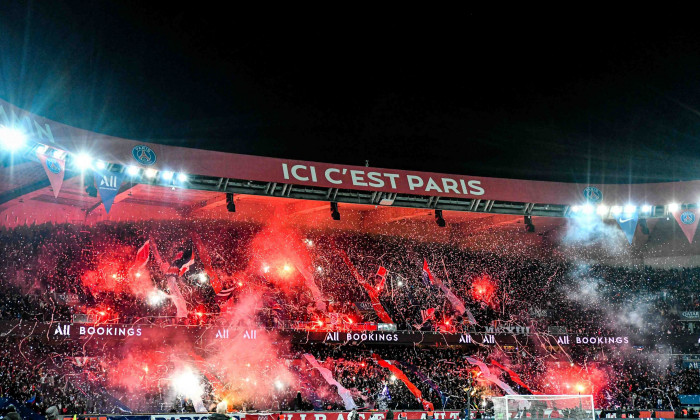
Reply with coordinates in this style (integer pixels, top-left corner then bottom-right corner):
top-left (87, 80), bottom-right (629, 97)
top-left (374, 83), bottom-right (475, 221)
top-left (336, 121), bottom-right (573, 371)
top-left (94, 168), bottom-right (126, 213)
top-left (37, 151), bottom-right (65, 198)
top-left (133, 240), bottom-right (150, 270)
top-left (672, 209), bottom-right (700, 243)
top-left (397, 361), bottom-right (445, 407)
top-left (423, 259), bottom-right (473, 321)
top-left (490, 359), bottom-right (539, 394)
top-left (465, 357), bottom-right (516, 395)
top-left (422, 259), bottom-right (434, 286)
top-left (26, 395), bottom-right (36, 404)
top-left (376, 266), bottom-right (387, 293)
top-left (373, 354), bottom-right (424, 405)
top-left (304, 354), bottom-right (357, 409)
top-left (421, 308), bottom-right (436, 323)
top-left (173, 243), bottom-right (195, 276)
top-left (381, 384), bottom-right (392, 402)
top-left (333, 243), bottom-right (393, 324)
top-left (615, 212), bottom-right (638, 244)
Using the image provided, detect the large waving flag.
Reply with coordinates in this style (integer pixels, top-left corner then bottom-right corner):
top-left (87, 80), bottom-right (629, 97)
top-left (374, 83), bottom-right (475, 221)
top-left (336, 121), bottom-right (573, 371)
top-left (376, 266), bottom-right (387, 293)
top-left (303, 353), bottom-right (357, 409)
top-left (423, 260), bottom-right (476, 323)
top-left (133, 241), bottom-right (150, 270)
top-left (333, 245), bottom-right (393, 324)
top-left (397, 361), bottom-right (446, 407)
top-left (421, 259), bottom-right (435, 286)
top-left (373, 354), bottom-right (426, 406)
top-left (466, 357), bottom-right (516, 395)
top-left (172, 243), bottom-right (195, 276)
top-left (490, 359), bottom-right (539, 394)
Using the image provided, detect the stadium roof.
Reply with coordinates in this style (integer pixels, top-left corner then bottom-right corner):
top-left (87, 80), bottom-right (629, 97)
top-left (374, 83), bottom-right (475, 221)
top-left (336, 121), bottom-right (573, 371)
top-left (4, 100), bottom-right (700, 264)
top-left (2, 98), bottom-right (700, 222)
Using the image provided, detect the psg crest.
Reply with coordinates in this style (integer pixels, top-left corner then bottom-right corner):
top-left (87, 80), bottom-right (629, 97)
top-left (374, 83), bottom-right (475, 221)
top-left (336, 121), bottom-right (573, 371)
top-left (132, 145), bottom-right (157, 165)
top-left (681, 211), bottom-right (696, 225)
top-left (45, 158), bottom-right (61, 174)
top-left (582, 186), bottom-right (602, 203)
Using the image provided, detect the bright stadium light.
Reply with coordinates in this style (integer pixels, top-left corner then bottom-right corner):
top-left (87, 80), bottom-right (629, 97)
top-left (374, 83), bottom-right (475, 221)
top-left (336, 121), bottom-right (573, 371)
top-left (624, 204), bottom-right (636, 215)
top-left (0, 127), bottom-right (26, 151)
top-left (95, 160), bottom-right (106, 169)
top-left (177, 172), bottom-right (188, 182)
top-left (611, 206), bottom-right (623, 216)
top-left (570, 205), bottom-right (580, 213)
top-left (642, 204), bottom-right (652, 213)
top-left (145, 168), bottom-right (158, 178)
top-left (582, 204), bottom-right (594, 215)
top-left (198, 272), bottom-right (208, 283)
top-left (161, 171), bottom-right (174, 180)
top-left (596, 205), bottom-right (609, 216)
top-left (127, 165), bottom-right (140, 176)
top-left (75, 153), bottom-right (92, 169)
top-left (668, 203), bottom-right (679, 212)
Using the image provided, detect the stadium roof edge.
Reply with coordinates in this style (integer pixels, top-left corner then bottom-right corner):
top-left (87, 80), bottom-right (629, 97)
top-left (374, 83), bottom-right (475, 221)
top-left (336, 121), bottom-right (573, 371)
top-left (0, 99), bottom-right (697, 219)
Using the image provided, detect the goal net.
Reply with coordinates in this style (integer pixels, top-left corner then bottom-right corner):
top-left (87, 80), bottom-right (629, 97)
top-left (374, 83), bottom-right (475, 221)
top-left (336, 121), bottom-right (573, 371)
top-left (493, 395), bottom-right (594, 420)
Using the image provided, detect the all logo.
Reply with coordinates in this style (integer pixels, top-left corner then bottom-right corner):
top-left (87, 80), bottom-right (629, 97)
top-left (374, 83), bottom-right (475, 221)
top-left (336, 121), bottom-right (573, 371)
top-left (681, 211), bottom-right (696, 225)
top-left (132, 145), bottom-right (157, 165)
top-left (582, 186), bottom-right (603, 203)
top-left (45, 158), bottom-right (61, 174)
top-left (100, 175), bottom-right (119, 189)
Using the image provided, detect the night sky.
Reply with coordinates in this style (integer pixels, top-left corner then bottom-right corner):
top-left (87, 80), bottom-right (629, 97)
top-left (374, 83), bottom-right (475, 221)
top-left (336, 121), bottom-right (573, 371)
top-left (3, 4), bottom-right (700, 183)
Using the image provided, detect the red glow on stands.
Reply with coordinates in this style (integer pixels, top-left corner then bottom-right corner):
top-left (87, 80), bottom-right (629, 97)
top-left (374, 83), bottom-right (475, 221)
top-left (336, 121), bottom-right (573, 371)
top-left (542, 364), bottom-right (608, 404)
top-left (471, 274), bottom-right (497, 306)
top-left (246, 221), bottom-right (314, 296)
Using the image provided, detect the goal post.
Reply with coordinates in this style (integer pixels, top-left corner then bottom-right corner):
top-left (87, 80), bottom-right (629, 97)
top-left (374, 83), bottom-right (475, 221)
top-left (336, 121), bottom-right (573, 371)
top-left (493, 395), bottom-right (595, 420)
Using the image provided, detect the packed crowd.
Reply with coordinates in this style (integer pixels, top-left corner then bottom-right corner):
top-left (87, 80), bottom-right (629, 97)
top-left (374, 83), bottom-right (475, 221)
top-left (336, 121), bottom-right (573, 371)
top-left (1, 221), bottom-right (700, 414)
top-left (1, 222), bottom-right (698, 336)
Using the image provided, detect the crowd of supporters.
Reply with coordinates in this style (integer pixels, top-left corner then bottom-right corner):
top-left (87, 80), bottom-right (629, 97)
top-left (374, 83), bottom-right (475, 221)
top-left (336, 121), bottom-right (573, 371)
top-left (1, 221), bottom-right (700, 414)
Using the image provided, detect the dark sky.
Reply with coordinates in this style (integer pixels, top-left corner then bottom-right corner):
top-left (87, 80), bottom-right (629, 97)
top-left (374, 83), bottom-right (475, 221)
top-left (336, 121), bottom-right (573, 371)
top-left (3, 3), bottom-right (700, 183)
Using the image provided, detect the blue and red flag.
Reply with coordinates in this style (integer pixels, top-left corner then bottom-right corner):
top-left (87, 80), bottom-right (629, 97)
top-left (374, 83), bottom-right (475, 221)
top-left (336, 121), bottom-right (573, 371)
top-left (422, 259), bottom-right (435, 286)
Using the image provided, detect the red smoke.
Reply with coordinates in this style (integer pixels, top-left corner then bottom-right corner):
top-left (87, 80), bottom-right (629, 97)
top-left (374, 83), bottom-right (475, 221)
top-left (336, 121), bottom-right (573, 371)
top-left (471, 274), bottom-right (497, 305)
top-left (540, 363), bottom-right (609, 404)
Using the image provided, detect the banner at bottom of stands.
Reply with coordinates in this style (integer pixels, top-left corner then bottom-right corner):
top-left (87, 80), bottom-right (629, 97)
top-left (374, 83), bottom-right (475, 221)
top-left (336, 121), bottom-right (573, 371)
top-left (56, 411), bottom-right (462, 420)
